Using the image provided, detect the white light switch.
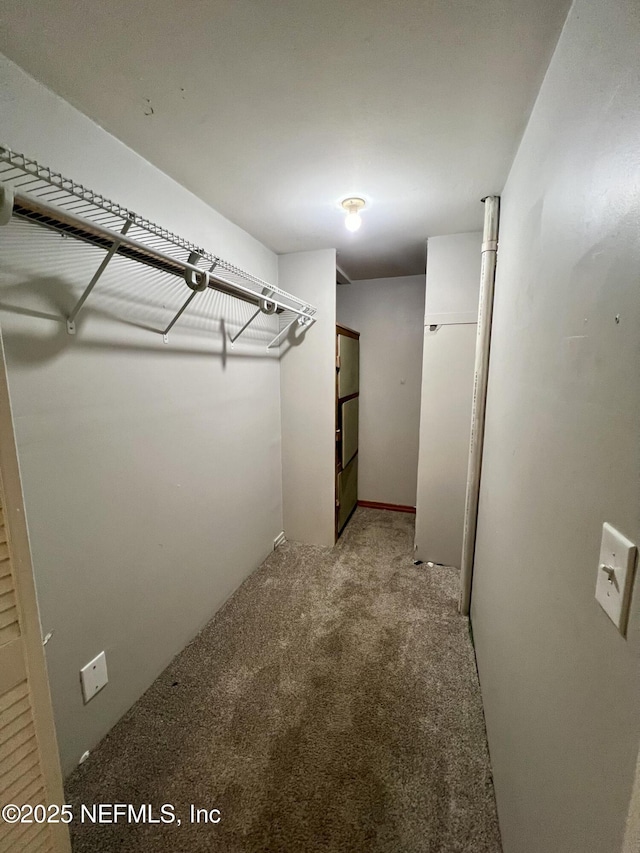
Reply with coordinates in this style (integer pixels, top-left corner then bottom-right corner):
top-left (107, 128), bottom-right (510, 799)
top-left (80, 651), bottom-right (108, 703)
top-left (595, 523), bottom-right (637, 635)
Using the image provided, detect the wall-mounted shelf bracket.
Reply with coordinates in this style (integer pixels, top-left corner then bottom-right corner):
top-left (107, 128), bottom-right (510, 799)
top-left (229, 308), bottom-right (261, 346)
top-left (161, 290), bottom-right (197, 343)
top-left (229, 289), bottom-right (280, 346)
top-left (162, 256), bottom-right (219, 342)
top-left (66, 218), bottom-right (133, 334)
top-left (0, 185), bottom-right (13, 226)
top-left (267, 314), bottom-right (314, 350)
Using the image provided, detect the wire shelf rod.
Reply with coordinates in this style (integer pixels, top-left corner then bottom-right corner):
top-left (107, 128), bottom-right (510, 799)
top-left (0, 145), bottom-right (315, 317)
top-left (3, 186), bottom-right (314, 322)
top-left (0, 146), bottom-right (318, 346)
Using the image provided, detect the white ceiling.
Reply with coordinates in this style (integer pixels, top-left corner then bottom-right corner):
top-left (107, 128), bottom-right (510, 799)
top-left (0, 0), bottom-right (570, 280)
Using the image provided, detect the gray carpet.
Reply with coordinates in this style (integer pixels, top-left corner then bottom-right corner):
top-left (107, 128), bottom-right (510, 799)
top-left (65, 508), bottom-right (502, 852)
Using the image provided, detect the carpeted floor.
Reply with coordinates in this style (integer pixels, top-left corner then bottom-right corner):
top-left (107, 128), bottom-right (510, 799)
top-left (65, 508), bottom-right (502, 852)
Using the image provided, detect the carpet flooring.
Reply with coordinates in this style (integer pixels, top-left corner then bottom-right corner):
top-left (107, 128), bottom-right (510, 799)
top-left (65, 508), bottom-right (502, 852)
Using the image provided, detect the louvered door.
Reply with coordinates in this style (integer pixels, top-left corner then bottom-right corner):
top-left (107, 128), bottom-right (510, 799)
top-left (0, 336), bottom-right (70, 853)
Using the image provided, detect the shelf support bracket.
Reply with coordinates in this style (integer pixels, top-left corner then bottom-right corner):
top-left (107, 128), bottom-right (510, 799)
top-left (229, 308), bottom-right (261, 345)
top-left (162, 290), bottom-right (198, 343)
top-left (267, 315), bottom-right (312, 350)
top-left (163, 257), bottom-right (218, 343)
top-left (229, 289), bottom-right (278, 345)
top-left (0, 185), bottom-right (14, 226)
top-left (66, 218), bottom-right (133, 334)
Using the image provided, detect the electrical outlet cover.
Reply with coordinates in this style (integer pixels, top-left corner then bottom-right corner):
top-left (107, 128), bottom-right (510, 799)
top-left (80, 651), bottom-right (108, 703)
top-left (596, 523), bottom-right (637, 635)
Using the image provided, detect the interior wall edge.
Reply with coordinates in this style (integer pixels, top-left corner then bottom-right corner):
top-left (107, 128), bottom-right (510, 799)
top-left (279, 248), bottom-right (337, 548)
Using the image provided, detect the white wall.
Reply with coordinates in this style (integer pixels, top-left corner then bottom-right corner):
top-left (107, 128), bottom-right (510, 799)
top-left (337, 275), bottom-right (424, 507)
top-left (414, 233), bottom-right (481, 566)
top-left (424, 232), bottom-right (483, 324)
top-left (0, 54), bottom-right (284, 775)
top-left (279, 250), bottom-right (336, 546)
top-left (471, 1), bottom-right (640, 851)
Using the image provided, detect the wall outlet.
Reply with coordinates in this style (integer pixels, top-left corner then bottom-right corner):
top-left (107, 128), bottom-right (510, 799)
top-left (595, 523), bottom-right (637, 636)
top-left (273, 532), bottom-right (286, 550)
top-left (80, 651), bottom-right (108, 703)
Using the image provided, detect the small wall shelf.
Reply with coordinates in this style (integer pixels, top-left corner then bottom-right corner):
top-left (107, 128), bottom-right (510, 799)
top-left (0, 146), bottom-right (317, 346)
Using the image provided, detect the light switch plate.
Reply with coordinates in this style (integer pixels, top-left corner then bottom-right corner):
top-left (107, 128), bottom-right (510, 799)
top-left (595, 523), bottom-right (637, 635)
top-left (80, 651), bottom-right (108, 703)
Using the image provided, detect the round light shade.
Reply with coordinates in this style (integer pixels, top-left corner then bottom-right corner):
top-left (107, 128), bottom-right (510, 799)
top-left (341, 197), bottom-right (366, 233)
top-left (345, 211), bottom-right (362, 232)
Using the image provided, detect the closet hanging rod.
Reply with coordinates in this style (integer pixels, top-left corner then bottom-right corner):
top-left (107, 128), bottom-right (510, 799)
top-left (2, 186), bottom-right (308, 319)
top-left (0, 145), bottom-right (317, 338)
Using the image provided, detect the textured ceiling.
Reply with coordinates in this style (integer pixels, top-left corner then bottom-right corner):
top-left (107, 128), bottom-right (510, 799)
top-left (0, 0), bottom-right (570, 279)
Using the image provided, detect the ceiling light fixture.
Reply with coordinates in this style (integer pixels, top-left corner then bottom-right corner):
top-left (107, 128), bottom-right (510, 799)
top-left (341, 197), bottom-right (365, 232)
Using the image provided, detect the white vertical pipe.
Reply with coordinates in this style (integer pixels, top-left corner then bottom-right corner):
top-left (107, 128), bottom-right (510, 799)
top-left (459, 196), bottom-right (500, 616)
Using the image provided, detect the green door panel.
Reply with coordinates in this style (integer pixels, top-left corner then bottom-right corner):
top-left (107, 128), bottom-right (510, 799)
top-left (338, 455), bottom-right (358, 532)
top-left (338, 334), bottom-right (359, 398)
top-left (341, 397), bottom-right (359, 468)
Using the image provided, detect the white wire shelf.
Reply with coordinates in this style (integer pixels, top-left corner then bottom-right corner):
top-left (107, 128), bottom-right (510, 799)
top-left (0, 145), bottom-right (317, 346)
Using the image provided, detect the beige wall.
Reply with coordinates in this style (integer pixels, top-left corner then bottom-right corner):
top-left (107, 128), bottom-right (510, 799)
top-left (471, 1), bottom-right (640, 851)
top-left (0, 54), bottom-right (284, 776)
top-left (623, 748), bottom-right (640, 853)
top-left (415, 233), bottom-right (481, 566)
top-left (337, 275), bottom-right (424, 507)
top-left (415, 324), bottom-right (477, 567)
top-left (279, 250), bottom-right (336, 546)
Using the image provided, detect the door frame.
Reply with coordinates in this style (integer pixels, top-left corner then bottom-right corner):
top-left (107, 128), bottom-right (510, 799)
top-left (0, 328), bottom-right (71, 852)
top-left (335, 324), bottom-right (360, 540)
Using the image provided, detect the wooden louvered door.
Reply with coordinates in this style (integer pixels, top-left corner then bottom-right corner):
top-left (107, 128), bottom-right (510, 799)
top-left (0, 336), bottom-right (70, 853)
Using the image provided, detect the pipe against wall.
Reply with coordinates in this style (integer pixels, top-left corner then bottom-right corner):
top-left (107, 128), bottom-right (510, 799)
top-left (459, 195), bottom-right (500, 616)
